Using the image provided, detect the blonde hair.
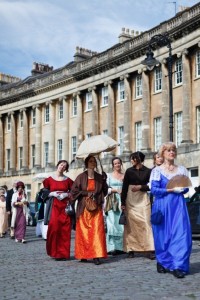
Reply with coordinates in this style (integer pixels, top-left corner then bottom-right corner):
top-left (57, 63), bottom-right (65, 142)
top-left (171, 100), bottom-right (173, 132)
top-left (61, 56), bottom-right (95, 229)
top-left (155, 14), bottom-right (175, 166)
top-left (159, 142), bottom-right (177, 159)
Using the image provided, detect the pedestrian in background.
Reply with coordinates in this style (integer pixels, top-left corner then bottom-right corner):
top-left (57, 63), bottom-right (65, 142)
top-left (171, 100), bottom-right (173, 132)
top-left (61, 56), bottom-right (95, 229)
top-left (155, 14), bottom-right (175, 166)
top-left (43, 160), bottom-right (73, 261)
top-left (121, 151), bottom-right (155, 259)
top-left (150, 142), bottom-right (192, 279)
top-left (71, 155), bottom-right (108, 265)
top-left (11, 181), bottom-right (28, 243)
top-left (6, 180), bottom-right (18, 239)
top-left (0, 194), bottom-right (8, 238)
top-left (105, 156), bottom-right (124, 255)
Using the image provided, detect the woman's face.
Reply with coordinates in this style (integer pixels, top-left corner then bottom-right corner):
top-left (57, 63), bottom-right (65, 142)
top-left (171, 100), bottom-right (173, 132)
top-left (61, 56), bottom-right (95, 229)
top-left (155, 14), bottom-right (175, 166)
top-left (17, 186), bottom-right (24, 193)
top-left (163, 148), bottom-right (176, 161)
top-left (87, 157), bottom-right (97, 169)
top-left (130, 157), bottom-right (139, 166)
top-left (155, 154), bottom-right (163, 166)
top-left (57, 162), bottom-right (67, 173)
top-left (113, 159), bottom-right (122, 171)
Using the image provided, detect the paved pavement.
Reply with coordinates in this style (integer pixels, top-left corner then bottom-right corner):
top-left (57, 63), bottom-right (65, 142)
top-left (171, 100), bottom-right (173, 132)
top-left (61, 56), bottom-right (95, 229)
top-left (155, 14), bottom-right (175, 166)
top-left (0, 226), bottom-right (200, 300)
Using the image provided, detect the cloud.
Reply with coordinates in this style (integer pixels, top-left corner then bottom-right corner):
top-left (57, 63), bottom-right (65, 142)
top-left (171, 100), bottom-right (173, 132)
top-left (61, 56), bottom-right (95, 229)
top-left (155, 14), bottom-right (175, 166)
top-left (0, 0), bottom-right (199, 78)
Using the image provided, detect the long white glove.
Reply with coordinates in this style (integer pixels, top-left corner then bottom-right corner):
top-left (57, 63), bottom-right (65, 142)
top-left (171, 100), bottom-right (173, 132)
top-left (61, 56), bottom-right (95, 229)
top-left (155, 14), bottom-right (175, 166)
top-left (57, 193), bottom-right (69, 200)
top-left (49, 191), bottom-right (59, 198)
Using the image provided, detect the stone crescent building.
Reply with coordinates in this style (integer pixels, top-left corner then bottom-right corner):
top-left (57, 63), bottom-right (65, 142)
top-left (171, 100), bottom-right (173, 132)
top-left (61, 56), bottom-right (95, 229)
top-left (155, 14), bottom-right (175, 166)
top-left (0, 3), bottom-right (200, 199)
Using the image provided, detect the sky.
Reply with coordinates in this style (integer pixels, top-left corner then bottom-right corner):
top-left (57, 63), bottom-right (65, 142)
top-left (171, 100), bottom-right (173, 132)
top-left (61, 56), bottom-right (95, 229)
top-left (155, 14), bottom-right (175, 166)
top-left (0, 0), bottom-right (199, 80)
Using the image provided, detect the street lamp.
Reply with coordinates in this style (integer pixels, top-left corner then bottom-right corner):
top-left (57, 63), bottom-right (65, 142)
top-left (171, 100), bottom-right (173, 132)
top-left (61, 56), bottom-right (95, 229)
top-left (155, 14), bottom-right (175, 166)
top-left (141, 33), bottom-right (173, 142)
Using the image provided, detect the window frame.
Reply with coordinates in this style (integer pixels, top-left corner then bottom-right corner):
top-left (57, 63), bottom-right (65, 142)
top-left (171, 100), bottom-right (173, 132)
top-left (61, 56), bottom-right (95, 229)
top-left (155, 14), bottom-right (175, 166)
top-left (175, 58), bottom-right (182, 86)
top-left (154, 117), bottom-right (162, 151)
top-left (101, 86), bottom-right (108, 106)
top-left (154, 67), bottom-right (162, 92)
top-left (135, 75), bottom-right (142, 98)
top-left (118, 80), bottom-right (125, 102)
top-left (135, 121), bottom-right (142, 151)
top-left (85, 92), bottom-right (92, 111)
top-left (72, 96), bottom-right (78, 116)
top-left (58, 100), bottom-right (64, 120)
top-left (57, 139), bottom-right (63, 161)
top-left (44, 142), bottom-right (49, 167)
top-left (175, 112), bottom-right (183, 146)
top-left (44, 104), bottom-right (50, 123)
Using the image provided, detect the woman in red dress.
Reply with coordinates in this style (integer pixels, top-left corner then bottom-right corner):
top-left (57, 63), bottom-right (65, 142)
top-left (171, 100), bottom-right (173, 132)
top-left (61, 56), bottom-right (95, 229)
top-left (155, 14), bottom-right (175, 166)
top-left (43, 160), bottom-right (73, 261)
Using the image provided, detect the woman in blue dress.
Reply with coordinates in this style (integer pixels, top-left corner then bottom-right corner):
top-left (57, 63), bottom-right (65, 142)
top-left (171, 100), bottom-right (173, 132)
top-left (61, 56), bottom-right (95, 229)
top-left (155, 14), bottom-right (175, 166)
top-left (105, 157), bottom-right (124, 255)
top-left (150, 142), bottom-right (192, 279)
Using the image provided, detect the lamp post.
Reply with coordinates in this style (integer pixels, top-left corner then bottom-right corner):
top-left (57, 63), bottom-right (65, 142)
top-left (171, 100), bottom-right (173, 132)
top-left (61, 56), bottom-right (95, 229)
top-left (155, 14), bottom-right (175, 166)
top-left (141, 34), bottom-right (173, 142)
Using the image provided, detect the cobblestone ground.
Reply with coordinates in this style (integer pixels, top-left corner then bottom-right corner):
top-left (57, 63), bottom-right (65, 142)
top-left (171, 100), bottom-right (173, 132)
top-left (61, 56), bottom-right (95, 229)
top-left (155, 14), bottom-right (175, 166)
top-left (0, 226), bottom-right (200, 300)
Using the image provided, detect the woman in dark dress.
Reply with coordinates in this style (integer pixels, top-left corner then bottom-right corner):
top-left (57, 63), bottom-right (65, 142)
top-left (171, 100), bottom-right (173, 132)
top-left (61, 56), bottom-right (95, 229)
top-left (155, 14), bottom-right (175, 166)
top-left (43, 160), bottom-right (73, 260)
top-left (121, 151), bottom-right (155, 259)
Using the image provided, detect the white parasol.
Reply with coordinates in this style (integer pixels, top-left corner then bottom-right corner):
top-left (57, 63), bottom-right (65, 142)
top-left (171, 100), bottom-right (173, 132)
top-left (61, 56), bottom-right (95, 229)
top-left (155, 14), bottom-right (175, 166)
top-left (76, 135), bottom-right (119, 159)
top-left (32, 172), bottom-right (53, 182)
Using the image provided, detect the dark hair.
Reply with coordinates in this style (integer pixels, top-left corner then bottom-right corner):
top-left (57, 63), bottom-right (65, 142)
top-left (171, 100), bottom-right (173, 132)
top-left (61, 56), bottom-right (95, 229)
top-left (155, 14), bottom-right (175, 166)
top-left (56, 160), bottom-right (69, 172)
top-left (130, 151), bottom-right (145, 163)
top-left (112, 156), bottom-right (123, 167)
top-left (84, 156), bottom-right (97, 169)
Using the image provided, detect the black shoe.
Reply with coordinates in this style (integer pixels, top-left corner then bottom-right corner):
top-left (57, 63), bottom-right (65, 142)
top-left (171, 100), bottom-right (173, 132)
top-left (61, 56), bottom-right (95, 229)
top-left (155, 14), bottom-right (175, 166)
top-left (55, 258), bottom-right (68, 261)
top-left (128, 251), bottom-right (134, 258)
top-left (147, 252), bottom-right (156, 260)
top-left (93, 258), bottom-right (101, 265)
top-left (157, 263), bottom-right (167, 273)
top-left (173, 269), bottom-right (185, 278)
top-left (80, 259), bottom-right (87, 262)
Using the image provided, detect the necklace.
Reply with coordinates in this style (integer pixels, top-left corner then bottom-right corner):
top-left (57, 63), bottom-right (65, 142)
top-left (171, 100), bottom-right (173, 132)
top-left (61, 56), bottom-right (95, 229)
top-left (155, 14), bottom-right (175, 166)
top-left (164, 164), bottom-right (175, 172)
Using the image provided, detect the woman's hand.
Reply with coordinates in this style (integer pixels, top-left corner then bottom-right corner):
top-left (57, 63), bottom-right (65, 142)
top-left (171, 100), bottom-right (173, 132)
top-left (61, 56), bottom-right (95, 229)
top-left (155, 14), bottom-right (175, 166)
top-left (131, 185), bottom-right (141, 192)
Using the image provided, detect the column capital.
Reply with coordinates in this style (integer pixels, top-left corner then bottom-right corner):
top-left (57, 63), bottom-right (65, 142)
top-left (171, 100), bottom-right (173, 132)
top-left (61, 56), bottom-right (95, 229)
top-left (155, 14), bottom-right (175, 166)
top-left (32, 104), bottom-right (40, 109)
top-left (45, 100), bottom-right (53, 106)
top-left (88, 86), bottom-right (96, 92)
top-left (20, 107), bottom-right (26, 112)
top-left (8, 111), bottom-right (15, 116)
top-left (138, 68), bottom-right (143, 74)
top-left (176, 51), bottom-right (182, 58)
top-left (59, 96), bottom-right (66, 102)
top-left (182, 48), bottom-right (189, 56)
top-left (73, 91), bottom-right (81, 97)
top-left (120, 73), bottom-right (129, 80)
top-left (198, 41), bottom-right (200, 48)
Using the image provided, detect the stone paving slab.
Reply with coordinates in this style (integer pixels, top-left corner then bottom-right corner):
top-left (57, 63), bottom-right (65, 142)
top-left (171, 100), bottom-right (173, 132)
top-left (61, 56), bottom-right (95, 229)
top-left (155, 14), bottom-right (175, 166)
top-left (0, 227), bottom-right (200, 300)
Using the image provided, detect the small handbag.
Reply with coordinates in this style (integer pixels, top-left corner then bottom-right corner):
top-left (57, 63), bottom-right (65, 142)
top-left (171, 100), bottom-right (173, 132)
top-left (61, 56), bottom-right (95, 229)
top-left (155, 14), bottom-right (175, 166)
top-left (119, 211), bottom-right (127, 225)
top-left (85, 194), bottom-right (98, 212)
top-left (65, 202), bottom-right (74, 216)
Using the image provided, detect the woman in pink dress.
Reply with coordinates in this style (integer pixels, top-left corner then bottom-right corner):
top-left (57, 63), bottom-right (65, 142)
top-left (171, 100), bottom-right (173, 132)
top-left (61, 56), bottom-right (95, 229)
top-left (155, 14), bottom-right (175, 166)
top-left (43, 160), bottom-right (73, 261)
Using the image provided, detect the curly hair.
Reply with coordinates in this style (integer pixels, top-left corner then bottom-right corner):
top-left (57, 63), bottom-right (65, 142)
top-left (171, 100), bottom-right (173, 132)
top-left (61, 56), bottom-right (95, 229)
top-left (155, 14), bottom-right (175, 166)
top-left (159, 142), bottom-right (177, 159)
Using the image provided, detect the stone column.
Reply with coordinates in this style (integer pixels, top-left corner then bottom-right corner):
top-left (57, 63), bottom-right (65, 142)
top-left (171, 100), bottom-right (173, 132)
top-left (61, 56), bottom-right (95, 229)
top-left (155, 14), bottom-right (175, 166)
top-left (161, 60), bottom-right (170, 143)
top-left (10, 111), bottom-right (16, 170)
top-left (61, 96), bottom-right (69, 162)
top-left (0, 115), bottom-right (3, 174)
top-left (181, 49), bottom-right (193, 144)
top-left (75, 92), bottom-right (83, 148)
top-left (107, 80), bottom-right (115, 138)
top-left (141, 69), bottom-right (151, 151)
top-left (122, 74), bottom-right (131, 154)
top-left (34, 105), bottom-right (42, 168)
top-left (90, 86), bottom-right (99, 135)
top-left (48, 101), bottom-right (55, 167)
top-left (21, 108), bottom-right (28, 169)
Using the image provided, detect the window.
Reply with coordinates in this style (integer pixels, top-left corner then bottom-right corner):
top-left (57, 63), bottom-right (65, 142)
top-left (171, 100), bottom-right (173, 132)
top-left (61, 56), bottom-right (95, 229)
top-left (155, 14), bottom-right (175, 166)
top-left (86, 92), bottom-right (92, 111)
top-left (196, 51), bottom-right (200, 78)
top-left (135, 122), bottom-right (142, 151)
top-left (102, 86), bottom-right (108, 106)
top-left (196, 106), bottom-right (200, 143)
top-left (32, 108), bottom-right (36, 126)
top-left (118, 126), bottom-right (124, 154)
top-left (135, 75), bottom-right (142, 98)
top-left (175, 112), bottom-right (183, 146)
top-left (118, 81), bottom-right (125, 101)
top-left (6, 149), bottom-right (11, 170)
top-left (71, 136), bottom-right (77, 159)
top-left (175, 58), bottom-right (182, 85)
top-left (31, 144), bottom-right (35, 167)
top-left (154, 117), bottom-right (162, 151)
top-left (7, 115), bottom-right (11, 131)
top-left (57, 139), bottom-right (63, 161)
top-left (72, 96), bottom-right (78, 116)
top-left (45, 104), bottom-right (50, 123)
top-left (19, 147), bottom-right (23, 169)
top-left (86, 133), bottom-right (92, 139)
top-left (58, 100), bottom-right (63, 120)
top-left (19, 111), bottom-right (23, 128)
top-left (102, 129), bottom-right (108, 136)
top-left (154, 68), bottom-right (162, 92)
top-left (25, 184), bottom-right (31, 201)
top-left (44, 142), bottom-right (49, 167)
